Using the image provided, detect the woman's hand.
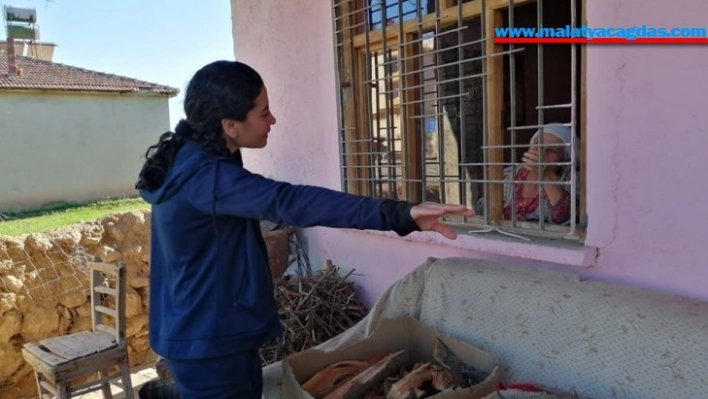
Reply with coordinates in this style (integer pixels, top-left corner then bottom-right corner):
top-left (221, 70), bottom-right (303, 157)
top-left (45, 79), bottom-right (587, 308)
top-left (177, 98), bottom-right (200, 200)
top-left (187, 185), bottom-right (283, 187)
top-left (410, 202), bottom-right (475, 239)
top-left (522, 147), bottom-right (545, 172)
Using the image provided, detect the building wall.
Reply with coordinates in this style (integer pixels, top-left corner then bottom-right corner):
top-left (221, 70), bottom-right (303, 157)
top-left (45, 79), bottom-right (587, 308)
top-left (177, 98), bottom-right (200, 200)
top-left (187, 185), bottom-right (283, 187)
top-left (231, 0), bottom-right (708, 306)
top-left (0, 91), bottom-right (170, 211)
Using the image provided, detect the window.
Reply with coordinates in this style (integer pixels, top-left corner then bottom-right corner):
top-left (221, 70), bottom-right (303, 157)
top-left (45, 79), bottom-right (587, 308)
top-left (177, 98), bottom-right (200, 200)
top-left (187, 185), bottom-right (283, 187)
top-left (333, 0), bottom-right (585, 240)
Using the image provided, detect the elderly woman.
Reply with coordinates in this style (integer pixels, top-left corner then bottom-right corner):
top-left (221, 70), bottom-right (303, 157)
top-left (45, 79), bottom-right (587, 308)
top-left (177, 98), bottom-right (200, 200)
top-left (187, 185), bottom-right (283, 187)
top-left (501, 123), bottom-right (579, 224)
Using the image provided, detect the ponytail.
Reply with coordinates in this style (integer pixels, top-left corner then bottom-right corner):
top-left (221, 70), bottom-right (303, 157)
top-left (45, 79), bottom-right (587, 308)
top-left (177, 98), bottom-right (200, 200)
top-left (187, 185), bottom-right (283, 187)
top-left (135, 120), bottom-right (231, 191)
top-left (135, 120), bottom-right (194, 191)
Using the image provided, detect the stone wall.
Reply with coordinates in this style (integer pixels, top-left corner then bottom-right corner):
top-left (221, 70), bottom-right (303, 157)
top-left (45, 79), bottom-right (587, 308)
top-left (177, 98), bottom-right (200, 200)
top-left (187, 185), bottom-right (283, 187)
top-left (0, 210), bottom-right (153, 399)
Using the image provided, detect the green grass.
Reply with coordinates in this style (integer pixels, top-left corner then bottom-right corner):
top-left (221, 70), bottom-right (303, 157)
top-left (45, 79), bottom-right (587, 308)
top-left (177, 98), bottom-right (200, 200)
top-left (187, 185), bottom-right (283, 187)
top-left (0, 197), bottom-right (150, 237)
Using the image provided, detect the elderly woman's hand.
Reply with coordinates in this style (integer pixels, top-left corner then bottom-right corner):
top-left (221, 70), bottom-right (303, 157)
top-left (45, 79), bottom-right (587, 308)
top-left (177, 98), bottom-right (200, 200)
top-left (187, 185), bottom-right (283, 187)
top-left (410, 202), bottom-right (475, 239)
top-left (523, 142), bottom-right (564, 174)
top-left (522, 147), bottom-right (543, 171)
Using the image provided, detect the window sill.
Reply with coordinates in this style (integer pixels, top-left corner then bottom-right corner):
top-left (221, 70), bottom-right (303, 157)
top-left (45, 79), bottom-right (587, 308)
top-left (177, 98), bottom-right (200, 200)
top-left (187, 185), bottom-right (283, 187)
top-left (342, 226), bottom-right (598, 268)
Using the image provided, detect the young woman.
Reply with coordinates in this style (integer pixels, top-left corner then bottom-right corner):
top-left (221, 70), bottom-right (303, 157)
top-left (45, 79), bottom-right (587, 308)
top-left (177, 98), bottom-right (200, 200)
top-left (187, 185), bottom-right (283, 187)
top-left (135, 60), bottom-right (474, 399)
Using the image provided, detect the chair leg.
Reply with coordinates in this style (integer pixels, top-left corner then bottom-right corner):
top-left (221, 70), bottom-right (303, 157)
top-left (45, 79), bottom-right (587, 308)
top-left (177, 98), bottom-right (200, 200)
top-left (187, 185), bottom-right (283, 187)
top-left (33, 371), bottom-right (44, 397)
top-left (34, 371), bottom-right (53, 399)
top-left (57, 382), bottom-right (71, 399)
top-left (120, 362), bottom-right (135, 399)
top-left (99, 369), bottom-right (113, 399)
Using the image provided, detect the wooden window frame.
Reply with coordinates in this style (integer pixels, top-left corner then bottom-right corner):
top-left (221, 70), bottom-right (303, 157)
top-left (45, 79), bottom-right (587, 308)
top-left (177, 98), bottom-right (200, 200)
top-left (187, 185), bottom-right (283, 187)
top-left (333, 0), bottom-right (587, 241)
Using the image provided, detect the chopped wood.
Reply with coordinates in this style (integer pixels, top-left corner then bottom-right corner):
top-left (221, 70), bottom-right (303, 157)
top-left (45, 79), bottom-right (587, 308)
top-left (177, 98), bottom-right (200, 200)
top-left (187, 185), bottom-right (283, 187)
top-left (302, 360), bottom-right (371, 398)
top-left (324, 350), bottom-right (409, 399)
top-left (387, 362), bottom-right (433, 399)
top-left (382, 376), bottom-right (401, 396)
top-left (299, 342), bottom-right (490, 399)
top-left (430, 365), bottom-right (467, 392)
top-left (260, 260), bottom-right (367, 366)
top-left (432, 337), bottom-right (489, 385)
top-left (385, 361), bottom-right (467, 399)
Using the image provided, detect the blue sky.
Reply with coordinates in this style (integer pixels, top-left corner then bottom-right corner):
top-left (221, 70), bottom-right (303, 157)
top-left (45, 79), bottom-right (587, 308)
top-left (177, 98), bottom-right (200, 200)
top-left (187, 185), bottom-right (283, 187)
top-left (3, 0), bottom-right (235, 128)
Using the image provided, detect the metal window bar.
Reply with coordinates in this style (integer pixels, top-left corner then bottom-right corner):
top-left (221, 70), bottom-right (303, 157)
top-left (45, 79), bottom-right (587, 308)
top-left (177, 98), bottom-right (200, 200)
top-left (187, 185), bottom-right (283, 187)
top-left (536, 0), bottom-right (545, 232)
top-left (377, 46), bottom-right (523, 95)
top-left (333, 0), bottom-right (581, 239)
top-left (479, 0), bottom-right (489, 226)
top-left (365, 26), bottom-right (469, 56)
top-left (364, 8), bottom-right (380, 198)
top-left (569, 0), bottom-right (578, 237)
top-left (459, 0), bottom-right (470, 217)
top-left (380, 4), bottom-right (393, 199)
top-left (332, 1), bottom-right (347, 195)
top-left (334, 0), bottom-right (377, 21)
top-left (369, 0), bottom-right (427, 29)
top-left (398, 0), bottom-right (409, 200)
top-left (434, 4), bottom-right (447, 205)
top-left (416, 0), bottom-right (427, 202)
top-left (508, 0), bottom-right (518, 227)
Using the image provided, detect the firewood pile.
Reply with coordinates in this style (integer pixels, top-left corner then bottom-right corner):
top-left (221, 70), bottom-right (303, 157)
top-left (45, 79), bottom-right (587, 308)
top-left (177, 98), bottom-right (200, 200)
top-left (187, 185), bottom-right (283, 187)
top-left (300, 338), bottom-right (491, 399)
top-left (259, 260), bottom-right (367, 366)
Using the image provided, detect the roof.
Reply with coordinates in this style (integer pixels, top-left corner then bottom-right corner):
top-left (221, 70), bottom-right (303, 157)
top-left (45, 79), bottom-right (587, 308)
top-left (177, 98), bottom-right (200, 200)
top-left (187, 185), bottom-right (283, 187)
top-left (0, 52), bottom-right (179, 95)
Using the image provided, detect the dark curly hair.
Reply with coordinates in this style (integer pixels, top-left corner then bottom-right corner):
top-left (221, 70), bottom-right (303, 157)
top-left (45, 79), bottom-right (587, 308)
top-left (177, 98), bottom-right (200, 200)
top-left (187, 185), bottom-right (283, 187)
top-left (135, 60), bottom-right (265, 191)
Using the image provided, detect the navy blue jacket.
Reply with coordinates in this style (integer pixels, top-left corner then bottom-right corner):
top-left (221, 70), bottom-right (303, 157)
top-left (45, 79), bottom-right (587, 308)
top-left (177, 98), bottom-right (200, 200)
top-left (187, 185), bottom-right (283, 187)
top-left (139, 140), bottom-right (419, 360)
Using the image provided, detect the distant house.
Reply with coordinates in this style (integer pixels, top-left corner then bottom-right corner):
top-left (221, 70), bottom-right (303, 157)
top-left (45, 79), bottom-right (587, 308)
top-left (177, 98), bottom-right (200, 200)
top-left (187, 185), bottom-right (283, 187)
top-left (0, 47), bottom-right (178, 212)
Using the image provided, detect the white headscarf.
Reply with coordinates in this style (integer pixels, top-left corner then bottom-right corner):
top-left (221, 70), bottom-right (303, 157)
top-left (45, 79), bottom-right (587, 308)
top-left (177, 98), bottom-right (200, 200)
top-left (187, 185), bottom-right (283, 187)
top-left (529, 123), bottom-right (579, 169)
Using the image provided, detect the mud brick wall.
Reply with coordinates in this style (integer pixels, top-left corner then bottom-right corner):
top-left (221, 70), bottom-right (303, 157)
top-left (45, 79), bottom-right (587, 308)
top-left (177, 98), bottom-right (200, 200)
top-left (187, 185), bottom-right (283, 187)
top-left (0, 210), bottom-right (153, 399)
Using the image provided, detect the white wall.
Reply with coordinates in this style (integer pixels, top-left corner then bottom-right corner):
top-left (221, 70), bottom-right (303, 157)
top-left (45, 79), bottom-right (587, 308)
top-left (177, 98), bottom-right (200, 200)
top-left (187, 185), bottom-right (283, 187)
top-left (0, 91), bottom-right (171, 211)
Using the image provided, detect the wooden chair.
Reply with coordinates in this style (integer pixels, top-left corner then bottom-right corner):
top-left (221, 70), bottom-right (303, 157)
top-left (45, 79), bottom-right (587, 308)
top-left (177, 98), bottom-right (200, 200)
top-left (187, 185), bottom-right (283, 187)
top-left (22, 261), bottom-right (134, 398)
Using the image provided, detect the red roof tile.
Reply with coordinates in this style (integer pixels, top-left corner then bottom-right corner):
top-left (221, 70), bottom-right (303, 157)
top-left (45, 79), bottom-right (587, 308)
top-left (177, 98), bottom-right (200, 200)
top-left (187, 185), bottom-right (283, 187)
top-left (0, 52), bottom-right (179, 95)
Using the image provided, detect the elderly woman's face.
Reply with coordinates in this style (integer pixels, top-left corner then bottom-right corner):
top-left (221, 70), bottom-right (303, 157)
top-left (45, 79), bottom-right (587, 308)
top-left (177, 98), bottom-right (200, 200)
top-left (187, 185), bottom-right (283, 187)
top-left (533, 133), bottom-right (565, 163)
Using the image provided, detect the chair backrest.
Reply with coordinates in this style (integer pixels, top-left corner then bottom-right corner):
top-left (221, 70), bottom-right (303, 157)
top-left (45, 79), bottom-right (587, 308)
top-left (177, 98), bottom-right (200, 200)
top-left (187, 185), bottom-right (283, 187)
top-left (87, 261), bottom-right (127, 345)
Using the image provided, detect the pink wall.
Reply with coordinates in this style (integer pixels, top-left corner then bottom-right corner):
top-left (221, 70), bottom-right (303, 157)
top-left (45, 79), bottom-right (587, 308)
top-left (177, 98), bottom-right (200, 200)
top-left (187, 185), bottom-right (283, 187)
top-left (584, 0), bottom-right (708, 299)
top-left (232, 0), bottom-right (708, 307)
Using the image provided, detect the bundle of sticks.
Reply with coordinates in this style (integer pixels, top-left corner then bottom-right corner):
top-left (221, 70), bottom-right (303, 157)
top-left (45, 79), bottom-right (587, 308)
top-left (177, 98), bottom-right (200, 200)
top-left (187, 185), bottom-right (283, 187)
top-left (260, 260), bottom-right (367, 366)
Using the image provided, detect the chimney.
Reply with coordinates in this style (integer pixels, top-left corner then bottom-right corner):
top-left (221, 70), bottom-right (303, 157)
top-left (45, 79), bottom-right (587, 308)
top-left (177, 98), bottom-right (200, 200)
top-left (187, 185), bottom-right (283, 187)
top-left (6, 36), bottom-right (17, 76)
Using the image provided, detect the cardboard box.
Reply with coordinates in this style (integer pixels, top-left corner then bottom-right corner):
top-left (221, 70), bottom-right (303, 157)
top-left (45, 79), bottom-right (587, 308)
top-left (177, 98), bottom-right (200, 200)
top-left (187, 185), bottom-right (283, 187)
top-left (282, 316), bottom-right (500, 399)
